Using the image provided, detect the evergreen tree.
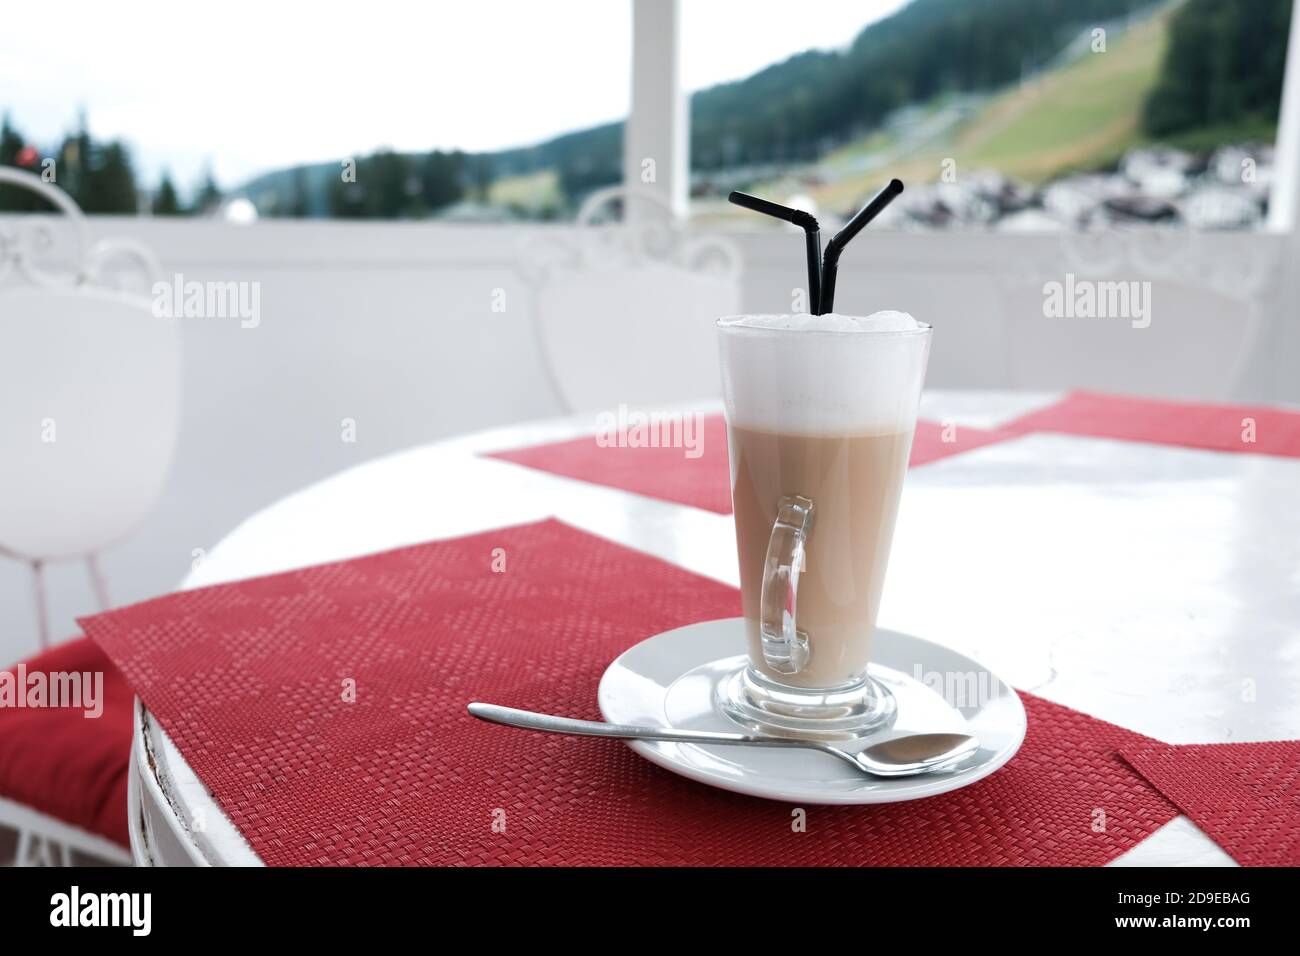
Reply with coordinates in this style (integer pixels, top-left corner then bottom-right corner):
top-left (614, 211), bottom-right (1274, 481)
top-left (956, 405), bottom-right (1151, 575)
top-left (327, 149), bottom-right (424, 218)
top-left (194, 168), bottom-right (222, 214)
top-left (368, 149), bottom-right (416, 217)
top-left (153, 171), bottom-right (184, 215)
top-left (467, 153), bottom-right (492, 201)
top-left (1144, 0), bottom-right (1293, 138)
top-left (0, 114), bottom-right (25, 166)
top-left (328, 160), bottom-right (365, 218)
top-left (81, 140), bottom-right (139, 213)
top-left (420, 149), bottom-right (465, 212)
top-left (0, 114), bottom-right (48, 211)
top-left (58, 111), bottom-right (94, 204)
top-left (3, 112), bottom-right (139, 213)
top-left (287, 166), bottom-right (312, 217)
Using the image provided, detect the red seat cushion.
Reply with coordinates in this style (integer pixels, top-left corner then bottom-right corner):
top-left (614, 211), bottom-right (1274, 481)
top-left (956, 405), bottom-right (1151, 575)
top-left (0, 636), bottom-right (132, 847)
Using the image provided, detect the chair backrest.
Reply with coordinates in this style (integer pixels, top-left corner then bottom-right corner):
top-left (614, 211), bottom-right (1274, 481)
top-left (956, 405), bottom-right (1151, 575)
top-left (993, 228), bottom-right (1284, 400)
top-left (521, 187), bottom-right (741, 413)
top-left (0, 168), bottom-right (179, 561)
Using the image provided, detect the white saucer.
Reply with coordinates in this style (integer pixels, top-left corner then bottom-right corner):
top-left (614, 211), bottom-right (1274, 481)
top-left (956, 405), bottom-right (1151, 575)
top-left (597, 618), bottom-right (1027, 805)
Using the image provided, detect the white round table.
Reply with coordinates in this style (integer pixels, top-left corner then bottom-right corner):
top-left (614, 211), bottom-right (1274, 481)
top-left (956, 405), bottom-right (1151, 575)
top-left (129, 390), bottom-right (1300, 866)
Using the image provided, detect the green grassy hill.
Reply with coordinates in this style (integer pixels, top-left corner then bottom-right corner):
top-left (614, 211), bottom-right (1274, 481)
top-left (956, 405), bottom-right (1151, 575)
top-left (958, 5), bottom-right (1171, 180)
top-left (728, 3), bottom-right (1183, 218)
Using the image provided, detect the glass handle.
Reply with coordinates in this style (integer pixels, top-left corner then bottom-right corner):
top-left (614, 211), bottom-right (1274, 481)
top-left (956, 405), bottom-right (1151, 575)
top-left (759, 494), bottom-right (813, 675)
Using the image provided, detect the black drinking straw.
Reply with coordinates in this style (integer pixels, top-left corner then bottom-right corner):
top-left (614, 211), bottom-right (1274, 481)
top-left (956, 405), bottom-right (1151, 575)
top-left (819, 178), bottom-right (904, 315)
top-left (728, 190), bottom-right (822, 315)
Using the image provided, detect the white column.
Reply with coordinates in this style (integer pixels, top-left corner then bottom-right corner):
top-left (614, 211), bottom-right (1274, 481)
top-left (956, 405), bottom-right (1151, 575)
top-left (624, 0), bottom-right (688, 221)
top-left (1268, 0), bottom-right (1300, 231)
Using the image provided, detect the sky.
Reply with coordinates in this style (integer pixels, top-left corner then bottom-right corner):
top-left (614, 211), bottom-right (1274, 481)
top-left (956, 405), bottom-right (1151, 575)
top-left (0, 0), bottom-right (910, 191)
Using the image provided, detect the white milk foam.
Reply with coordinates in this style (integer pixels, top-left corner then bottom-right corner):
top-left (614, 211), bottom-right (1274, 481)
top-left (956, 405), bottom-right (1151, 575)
top-left (720, 311), bottom-right (922, 334)
top-left (718, 312), bottom-right (930, 435)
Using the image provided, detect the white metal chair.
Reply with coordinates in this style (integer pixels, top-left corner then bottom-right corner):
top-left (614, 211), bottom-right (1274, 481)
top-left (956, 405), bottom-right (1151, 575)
top-left (993, 225), bottom-right (1287, 401)
top-left (520, 187), bottom-right (742, 413)
top-left (0, 166), bottom-right (179, 865)
top-left (0, 167), bottom-right (178, 646)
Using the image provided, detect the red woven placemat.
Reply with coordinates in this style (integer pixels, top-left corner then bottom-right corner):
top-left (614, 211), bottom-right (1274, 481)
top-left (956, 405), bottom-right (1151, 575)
top-left (1121, 741), bottom-right (1300, 867)
top-left (910, 419), bottom-right (1017, 466)
top-left (82, 519), bottom-right (1177, 866)
top-left (486, 415), bottom-right (1014, 514)
top-left (488, 415), bottom-right (733, 514)
top-left (1003, 390), bottom-right (1300, 457)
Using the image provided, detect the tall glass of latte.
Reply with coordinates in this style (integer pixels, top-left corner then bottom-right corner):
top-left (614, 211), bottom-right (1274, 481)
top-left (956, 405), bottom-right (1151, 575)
top-left (717, 312), bottom-right (931, 737)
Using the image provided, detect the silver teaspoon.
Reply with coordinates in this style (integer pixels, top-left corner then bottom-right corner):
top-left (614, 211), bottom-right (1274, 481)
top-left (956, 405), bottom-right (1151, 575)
top-left (467, 702), bottom-right (978, 778)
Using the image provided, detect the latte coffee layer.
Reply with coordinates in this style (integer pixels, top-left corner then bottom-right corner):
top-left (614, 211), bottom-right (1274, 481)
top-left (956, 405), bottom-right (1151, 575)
top-left (727, 423), bottom-right (914, 689)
